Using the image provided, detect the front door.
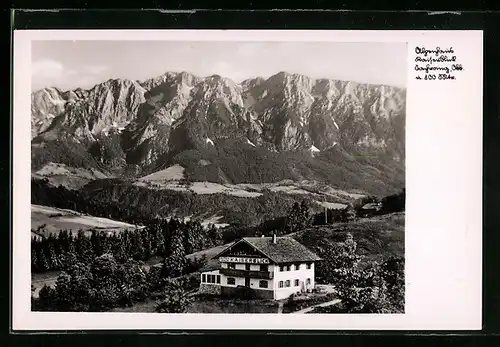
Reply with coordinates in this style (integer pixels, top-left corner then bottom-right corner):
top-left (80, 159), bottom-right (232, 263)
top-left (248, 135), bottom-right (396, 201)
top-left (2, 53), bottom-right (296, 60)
top-left (245, 277), bottom-right (250, 287)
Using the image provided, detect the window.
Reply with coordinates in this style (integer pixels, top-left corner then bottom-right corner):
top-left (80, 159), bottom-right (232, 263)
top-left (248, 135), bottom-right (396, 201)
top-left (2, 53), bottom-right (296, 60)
top-left (245, 264), bottom-right (251, 271)
top-left (259, 280), bottom-right (268, 288)
top-left (294, 264), bottom-right (300, 271)
top-left (306, 263), bottom-right (312, 270)
top-left (202, 274), bottom-right (206, 283)
top-left (306, 278), bottom-right (311, 285)
top-left (279, 281), bottom-right (284, 288)
top-left (207, 274), bottom-right (218, 283)
top-left (279, 265), bottom-right (284, 272)
top-left (227, 277), bottom-right (236, 285)
top-left (285, 280), bottom-right (291, 287)
top-left (260, 264), bottom-right (268, 272)
top-left (228, 263), bottom-right (235, 269)
top-left (294, 279), bottom-right (299, 287)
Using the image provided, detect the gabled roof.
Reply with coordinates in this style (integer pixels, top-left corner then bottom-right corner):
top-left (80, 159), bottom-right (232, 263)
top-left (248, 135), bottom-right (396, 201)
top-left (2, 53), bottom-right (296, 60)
top-left (214, 236), bottom-right (321, 264)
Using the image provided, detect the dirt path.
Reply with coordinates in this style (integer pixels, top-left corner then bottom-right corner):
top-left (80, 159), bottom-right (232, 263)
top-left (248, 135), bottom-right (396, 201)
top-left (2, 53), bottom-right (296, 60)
top-left (292, 299), bottom-right (341, 314)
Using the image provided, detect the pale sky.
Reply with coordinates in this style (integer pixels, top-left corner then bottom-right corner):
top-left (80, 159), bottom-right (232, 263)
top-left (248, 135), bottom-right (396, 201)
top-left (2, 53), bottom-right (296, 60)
top-left (31, 41), bottom-right (407, 91)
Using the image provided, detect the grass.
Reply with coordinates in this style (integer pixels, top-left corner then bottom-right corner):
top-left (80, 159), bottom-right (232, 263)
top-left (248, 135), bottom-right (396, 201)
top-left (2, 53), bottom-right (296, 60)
top-left (31, 204), bottom-right (141, 237)
top-left (109, 299), bottom-right (159, 313)
top-left (108, 296), bottom-right (281, 314)
top-left (187, 295), bottom-right (280, 313)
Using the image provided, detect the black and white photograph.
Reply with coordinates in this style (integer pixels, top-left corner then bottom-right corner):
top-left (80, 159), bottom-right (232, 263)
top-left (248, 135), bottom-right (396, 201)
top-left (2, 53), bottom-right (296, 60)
top-left (29, 39), bottom-right (406, 315)
top-left (12, 29), bottom-right (482, 331)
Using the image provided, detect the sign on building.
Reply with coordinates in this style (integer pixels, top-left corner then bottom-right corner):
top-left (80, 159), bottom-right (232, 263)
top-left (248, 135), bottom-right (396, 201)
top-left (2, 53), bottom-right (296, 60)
top-left (219, 256), bottom-right (270, 264)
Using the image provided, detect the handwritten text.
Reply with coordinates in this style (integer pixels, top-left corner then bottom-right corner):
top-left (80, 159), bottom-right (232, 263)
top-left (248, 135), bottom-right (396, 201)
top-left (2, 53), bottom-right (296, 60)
top-left (414, 46), bottom-right (464, 81)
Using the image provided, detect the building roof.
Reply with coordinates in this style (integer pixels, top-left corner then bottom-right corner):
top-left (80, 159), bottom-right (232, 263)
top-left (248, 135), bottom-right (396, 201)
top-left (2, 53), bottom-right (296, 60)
top-left (217, 236), bottom-right (321, 264)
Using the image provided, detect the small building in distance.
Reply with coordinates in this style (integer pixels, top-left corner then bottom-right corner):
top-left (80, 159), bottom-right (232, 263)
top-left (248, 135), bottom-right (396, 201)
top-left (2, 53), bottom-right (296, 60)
top-left (359, 202), bottom-right (382, 217)
top-left (199, 235), bottom-right (321, 300)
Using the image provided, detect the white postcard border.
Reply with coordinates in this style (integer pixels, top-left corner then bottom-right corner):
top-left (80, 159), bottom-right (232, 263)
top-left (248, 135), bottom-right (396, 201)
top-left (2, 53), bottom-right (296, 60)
top-left (13, 29), bottom-right (483, 330)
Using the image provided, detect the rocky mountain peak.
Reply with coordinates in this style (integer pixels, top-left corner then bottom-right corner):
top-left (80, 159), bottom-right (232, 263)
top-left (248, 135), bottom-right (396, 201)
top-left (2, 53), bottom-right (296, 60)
top-left (240, 76), bottom-right (266, 91)
top-left (31, 70), bottom-right (406, 179)
top-left (33, 78), bottom-right (146, 143)
top-left (141, 71), bottom-right (200, 92)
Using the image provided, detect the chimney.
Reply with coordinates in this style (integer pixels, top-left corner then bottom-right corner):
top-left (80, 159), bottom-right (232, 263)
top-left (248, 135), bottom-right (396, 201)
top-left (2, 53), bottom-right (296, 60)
top-left (272, 233), bottom-right (277, 244)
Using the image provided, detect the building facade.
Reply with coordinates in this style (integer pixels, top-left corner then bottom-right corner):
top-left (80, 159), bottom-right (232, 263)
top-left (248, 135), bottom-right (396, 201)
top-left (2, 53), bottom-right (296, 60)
top-left (199, 235), bottom-right (321, 300)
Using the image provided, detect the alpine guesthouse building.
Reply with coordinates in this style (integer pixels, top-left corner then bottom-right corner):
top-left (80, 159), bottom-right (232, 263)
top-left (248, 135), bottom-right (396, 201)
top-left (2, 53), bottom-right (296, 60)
top-left (199, 235), bottom-right (322, 300)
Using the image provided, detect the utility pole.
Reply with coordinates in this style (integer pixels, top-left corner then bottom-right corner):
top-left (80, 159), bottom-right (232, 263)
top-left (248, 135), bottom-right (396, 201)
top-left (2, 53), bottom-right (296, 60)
top-left (324, 196), bottom-right (328, 224)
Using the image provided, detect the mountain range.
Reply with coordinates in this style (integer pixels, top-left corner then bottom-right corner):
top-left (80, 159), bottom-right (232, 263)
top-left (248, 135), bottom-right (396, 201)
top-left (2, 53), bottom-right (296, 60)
top-left (31, 70), bottom-right (406, 198)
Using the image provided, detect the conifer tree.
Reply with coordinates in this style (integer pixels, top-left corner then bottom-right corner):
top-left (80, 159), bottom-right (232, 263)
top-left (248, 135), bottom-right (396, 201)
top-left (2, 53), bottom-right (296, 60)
top-left (285, 200), bottom-right (312, 234)
top-left (207, 224), bottom-right (221, 246)
top-left (48, 243), bottom-right (61, 270)
top-left (90, 230), bottom-right (103, 257)
top-left (142, 230), bottom-right (152, 260)
top-left (31, 247), bottom-right (39, 273)
top-left (75, 230), bottom-right (94, 263)
top-left (130, 229), bottom-right (145, 261)
top-left (37, 247), bottom-right (50, 272)
top-left (161, 228), bottom-right (186, 279)
top-left (114, 234), bottom-right (128, 263)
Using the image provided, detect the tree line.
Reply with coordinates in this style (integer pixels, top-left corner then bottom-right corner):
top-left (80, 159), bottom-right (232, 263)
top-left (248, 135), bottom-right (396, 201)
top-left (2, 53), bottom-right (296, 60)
top-left (32, 218), bottom-right (221, 274)
top-left (224, 188), bottom-right (406, 242)
top-left (32, 178), bottom-right (301, 229)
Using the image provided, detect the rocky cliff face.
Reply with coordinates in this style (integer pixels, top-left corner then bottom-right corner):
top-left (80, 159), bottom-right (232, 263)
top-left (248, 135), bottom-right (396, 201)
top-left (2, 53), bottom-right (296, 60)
top-left (120, 71), bottom-right (202, 166)
top-left (31, 87), bottom-right (68, 139)
top-left (242, 72), bottom-right (405, 158)
top-left (34, 79), bottom-right (146, 143)
top-left (31, 70), bottom-right (406, 190)
top-left (167, 74), bottom-right (261, 157)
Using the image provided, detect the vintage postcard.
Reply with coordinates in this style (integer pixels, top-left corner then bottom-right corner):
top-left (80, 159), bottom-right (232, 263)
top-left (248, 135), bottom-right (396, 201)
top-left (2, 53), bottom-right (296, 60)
top-left (12, 29), bottom-right (482, 330)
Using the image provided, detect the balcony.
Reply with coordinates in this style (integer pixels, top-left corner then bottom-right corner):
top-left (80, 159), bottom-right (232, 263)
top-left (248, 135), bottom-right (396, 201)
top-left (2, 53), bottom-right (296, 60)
top-left (220, 268), bottom-right (274, 280)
